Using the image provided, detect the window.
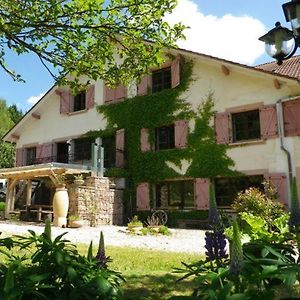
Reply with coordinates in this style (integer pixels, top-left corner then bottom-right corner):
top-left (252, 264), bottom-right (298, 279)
top-left (152, 67), bottom-right (171, 93)
top-left (102, 136), bottom-right (116, 168)
top-left (56, 142), bottom-right (69, 163)
top-left (232, 110), bottom-right (261, 142)
top-left (73, 91), bottom-right (86, 112)
top-left (74, 138), bottom-right (94, 161)
top-left (26, 147), bottom-right (36, 165)
top-left (155, 124), bottom-right (175, 150)
top-left (156, 180), bottom-right (194, 209)
top-left (215, 175), bottom-right (264, 206)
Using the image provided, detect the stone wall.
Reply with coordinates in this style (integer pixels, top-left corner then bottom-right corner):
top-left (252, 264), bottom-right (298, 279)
top-left (68, 176), bottom-right (123, 226)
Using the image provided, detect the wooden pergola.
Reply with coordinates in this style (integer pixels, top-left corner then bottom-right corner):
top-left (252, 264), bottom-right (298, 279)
top-left (0, 163), bottom-right (91, 219)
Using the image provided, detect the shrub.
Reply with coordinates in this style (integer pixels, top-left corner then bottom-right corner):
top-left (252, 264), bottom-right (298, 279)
top-left (0, 219), bottom-right (124, 299)
top-left (0, 202), bottom-right (5, 211)
top-left (232, 183), bottom-right (285, 229)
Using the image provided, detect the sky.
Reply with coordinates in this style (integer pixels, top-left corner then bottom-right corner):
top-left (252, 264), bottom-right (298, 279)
top-left (0, 0), bottom-right (295, 112)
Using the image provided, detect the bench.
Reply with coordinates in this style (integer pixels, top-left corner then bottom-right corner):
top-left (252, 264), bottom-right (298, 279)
top-left (177, 219), bottom-right (209, 229)
top-left (21, 205), bottom-right (53, 222)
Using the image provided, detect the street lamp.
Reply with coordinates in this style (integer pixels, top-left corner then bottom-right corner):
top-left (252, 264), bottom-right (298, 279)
top-left (259, 0), bottom-right (300, 65)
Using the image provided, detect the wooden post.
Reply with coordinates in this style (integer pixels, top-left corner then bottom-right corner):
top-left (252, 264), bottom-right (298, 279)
top-left (10, 182), bottom-right (17, 212)
top-left (26, 179), bottom-right (32, 207)
top-left (5, 179), bottom-right (11, 219)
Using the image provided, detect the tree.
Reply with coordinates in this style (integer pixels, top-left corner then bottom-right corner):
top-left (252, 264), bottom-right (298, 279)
top-left (0, 100), bottom-right (23, 168)
top-left (0, 0), bottom-right (185, 86)
top-left (8, 104), bottom-right (23, 124)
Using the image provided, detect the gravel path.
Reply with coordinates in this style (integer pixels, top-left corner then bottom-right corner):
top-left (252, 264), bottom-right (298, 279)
top-left (0, 220), bottom-right (207, 254)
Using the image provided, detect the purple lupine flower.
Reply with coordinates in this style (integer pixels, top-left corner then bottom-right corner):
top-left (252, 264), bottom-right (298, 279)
top-left (95, 231), bottom-right (108, 268)
top-left (205, 230), bottom-right (228, 262)
top-left (229, 221), bottom-right (243, 276)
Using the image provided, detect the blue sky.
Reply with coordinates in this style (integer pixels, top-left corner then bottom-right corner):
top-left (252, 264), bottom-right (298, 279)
top-left (0, 0), bottom-right (294, 112)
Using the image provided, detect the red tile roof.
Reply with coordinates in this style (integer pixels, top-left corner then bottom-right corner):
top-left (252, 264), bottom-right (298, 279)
top-left (256, 55), bottom-right (300, 79)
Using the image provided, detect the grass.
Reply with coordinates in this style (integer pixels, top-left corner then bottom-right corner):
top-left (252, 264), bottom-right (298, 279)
top-left (78, 244), bottom-right (203, 300)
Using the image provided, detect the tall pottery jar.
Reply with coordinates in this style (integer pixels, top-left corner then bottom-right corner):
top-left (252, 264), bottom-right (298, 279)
top-left (53, 185), bottom-right (69, 227)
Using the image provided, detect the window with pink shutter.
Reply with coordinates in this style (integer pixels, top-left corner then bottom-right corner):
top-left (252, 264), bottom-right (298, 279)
top-left (194, 178), bottom-right (209, 210)
top-left (264, 173), bottom-right (288, 206)
top-left (259, 105), bottom-right (278, 139)
top-left (140, 128), bottom-right (150, 152)
top-left (104, 84), bottom-right (127, 103)
top-left (214, 112), bottom-right (230, 144)
top-left (283, 99), bottom-right (300, 136)
top-left (175, 120), bottom-right (188, 149)
top-left (136, 183), bottom-right (150, 210)
top-left (115, 129), bottom-right (125, 168)
top-left (86, 84), bottom-right (95, 109)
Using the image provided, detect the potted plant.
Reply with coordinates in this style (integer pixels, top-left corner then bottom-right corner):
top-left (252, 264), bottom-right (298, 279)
top-left (127, 215), bottom-right (143, 232)
top-left (73, 174), bottom-right (84, 186)
top-left (68, 215), bottom-right (84, 228)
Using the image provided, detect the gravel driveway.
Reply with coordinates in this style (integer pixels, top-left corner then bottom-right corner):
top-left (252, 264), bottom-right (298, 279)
top-left (0, 220), bottom-right (207, 254)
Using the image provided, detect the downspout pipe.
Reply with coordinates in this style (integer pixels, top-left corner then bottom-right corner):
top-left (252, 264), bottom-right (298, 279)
top-left (276, 99), bottom-right (293, 188)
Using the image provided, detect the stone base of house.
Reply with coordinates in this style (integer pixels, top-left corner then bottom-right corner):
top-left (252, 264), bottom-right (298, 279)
top-left (68, 176), bottom-right (123, 226)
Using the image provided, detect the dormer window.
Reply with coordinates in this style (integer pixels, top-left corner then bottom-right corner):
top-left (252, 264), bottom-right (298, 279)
top-left (152, 67), bottom-right (171, 93)
top-left (73, 91), bottom-right (86, 112)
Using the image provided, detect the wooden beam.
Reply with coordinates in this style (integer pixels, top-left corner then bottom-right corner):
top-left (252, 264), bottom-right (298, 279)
top-left (221, 65), bottom-right (230, 76)
top-left (31, 113), bottom-right (41, 119)
top-left (11, 134), bottom-right (20, 140)
top-left (273, 79), bottom-right (281, 89)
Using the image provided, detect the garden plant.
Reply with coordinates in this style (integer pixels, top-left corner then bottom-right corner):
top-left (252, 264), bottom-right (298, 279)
top-left (173, 179), bottom-right (300, 300)
top-left (0, 219), bottom-right (124, 299)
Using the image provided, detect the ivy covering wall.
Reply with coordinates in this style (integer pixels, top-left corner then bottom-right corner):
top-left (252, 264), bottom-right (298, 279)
top-left (90, 57), bottom-right (236, 187)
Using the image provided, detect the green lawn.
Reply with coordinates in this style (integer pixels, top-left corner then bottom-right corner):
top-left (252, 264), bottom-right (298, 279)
top-left (78, 244), bottom-right (203, 300)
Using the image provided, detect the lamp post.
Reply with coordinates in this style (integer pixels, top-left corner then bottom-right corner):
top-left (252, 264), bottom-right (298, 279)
top-left (259, 0), bottom-right (300, 64)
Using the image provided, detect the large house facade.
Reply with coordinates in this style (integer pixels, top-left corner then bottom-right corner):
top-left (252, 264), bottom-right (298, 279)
top-left (3, 49), bottom-right (300, 223)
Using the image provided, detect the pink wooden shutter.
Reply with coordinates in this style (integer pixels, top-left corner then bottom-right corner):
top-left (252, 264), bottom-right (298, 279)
top-left (259, 105), bottom-right (278, 139)
top-left (283, 99), bottom-right (300, 136)
top-left (194, 178), bottom-right (209, 210)
top-left (16, 148), bottom-right (23, 167)
top-left (137, 75), bottom-right (151, 96)
top-left (171, 57), bottom-right (180, 88)
top-left (175, 120), bottom-right (189, 149)
top-left (264, 173), bottom-right (288, 206)
top-left (36, 145), bottom-right (43, 161)
top-left (115, 85), bottom-right (127, 101)
top-left (136, 182), bottom-right (150, 210)
top-left (214, 112), bottom-right (230, 144)
top-left (42, 143), bottom-right (53, 163)
top-left (86, 84), bottom-right (95, 109)
top-left (104, 84), bottom-right (127, 103)
top-left (140, 128), bottom-right (150, 152)
top-left (115, 129), bottom-right (125, 168)
top-left (104, 84), bottom-right (115, 103)
top-left (59, 90), bottom-right (70, 114)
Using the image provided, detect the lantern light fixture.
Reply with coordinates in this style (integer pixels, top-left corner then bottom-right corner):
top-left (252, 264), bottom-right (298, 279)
top-left (259, 0), bottom-right (300, 64)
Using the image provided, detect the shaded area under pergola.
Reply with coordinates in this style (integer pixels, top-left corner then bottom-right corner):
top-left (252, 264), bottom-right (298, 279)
top-left (0, 162), bottom-right (91, 220)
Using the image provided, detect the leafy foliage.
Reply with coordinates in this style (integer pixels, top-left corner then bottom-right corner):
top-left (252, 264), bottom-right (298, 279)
top-left (0, 220), bottom-right (124, 299)
top-left (175, 182), bottom-right (300, 300)
top-left (93, 60), bottom-right (235, 189)
top-left (232, 182), bottom-right (285, 229)
top-left (0, 100), bottom-right (23, 168)
top-left (0, 0), bottom-right (185, 86)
